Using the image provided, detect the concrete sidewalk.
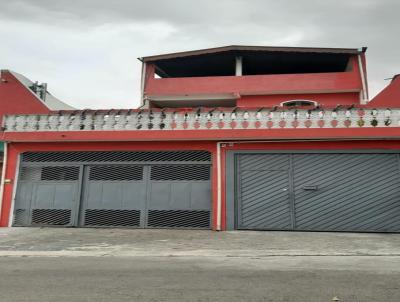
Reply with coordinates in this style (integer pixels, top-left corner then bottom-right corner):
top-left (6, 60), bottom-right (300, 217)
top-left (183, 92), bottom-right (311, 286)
top-left (0, 227), bottom-right (399, 257)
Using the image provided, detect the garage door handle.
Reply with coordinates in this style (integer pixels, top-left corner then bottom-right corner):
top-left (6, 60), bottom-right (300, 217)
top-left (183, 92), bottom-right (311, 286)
top-left (302, 185), bottom-right (318, 191)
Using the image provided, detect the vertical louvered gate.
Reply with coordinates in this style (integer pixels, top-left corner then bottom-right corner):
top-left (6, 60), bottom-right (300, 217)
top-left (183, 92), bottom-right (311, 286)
top-left (13, 151), bottom-right (211, 229)
top-left (237, 153), bottom-right (400, 232)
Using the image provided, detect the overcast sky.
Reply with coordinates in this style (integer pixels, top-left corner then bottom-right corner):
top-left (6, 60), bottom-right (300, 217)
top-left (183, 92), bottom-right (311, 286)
top-left (0, 0), bottom-right (399, 109)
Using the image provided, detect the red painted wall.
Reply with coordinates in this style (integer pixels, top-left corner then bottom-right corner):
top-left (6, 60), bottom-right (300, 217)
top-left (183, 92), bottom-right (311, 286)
top-left (146, 71), bottom-right (361, 97)
top-left (4, 127), bottom-right (400, 143)
top-left (0, 71), bottom-right (51, 123)
top-left (367, 75), bottom-right (400, 107)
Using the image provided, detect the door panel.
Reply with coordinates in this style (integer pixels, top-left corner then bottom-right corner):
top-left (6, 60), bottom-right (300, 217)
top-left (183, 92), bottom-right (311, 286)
top-left (148, 182), bottom-right (171, 209)
top-left (31, 182), bottom-right (78, 226)
top-left (100, 183), bottom-right (123, 208)
top-left (237, 154), bottom-right (293, 230)
top-left (81, 165), bottom-right (146, 227)
top-left (293, 154), bottom-right (400, 232)
top-left (33, 184), bottom-right (56, 209)
top-left (13, 183), bottom-right (33, 225)
top-left (170, 183), bottom-right (191, 209)
top-left (13, 166), bottom-right (80, 226)
top-left (147, 165), bottom-right (211, 228)
top-left (54, 184), bottom-right (77, 208)
top-left (122, 183), bottom-right (147, 208)
top-left (238, 170), bottom-right (292, 230)
top-left (190, 182), bottom-right (211, 209)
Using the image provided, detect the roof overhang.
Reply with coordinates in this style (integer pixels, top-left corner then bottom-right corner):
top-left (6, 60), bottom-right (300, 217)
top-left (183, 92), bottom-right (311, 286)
top-left (140, 45), bottom-right (363, 62)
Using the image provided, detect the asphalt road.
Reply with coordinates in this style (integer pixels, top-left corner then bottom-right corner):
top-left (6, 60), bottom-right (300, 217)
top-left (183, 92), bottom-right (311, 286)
top-left (0, 228), bottom-right (399, 301)
top-left (1, 255), bottom-right (400, 302)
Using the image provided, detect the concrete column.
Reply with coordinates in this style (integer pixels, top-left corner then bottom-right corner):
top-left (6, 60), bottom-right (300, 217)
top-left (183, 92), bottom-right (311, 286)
top-left (235, 56), bottom-right (242, 76)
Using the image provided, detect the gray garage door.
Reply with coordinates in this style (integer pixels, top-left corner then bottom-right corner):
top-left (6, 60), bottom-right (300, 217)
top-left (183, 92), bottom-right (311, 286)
top-left (13, 151), bottom-right (211, 229)
top-left (237, 153), bottom-right (400, 232)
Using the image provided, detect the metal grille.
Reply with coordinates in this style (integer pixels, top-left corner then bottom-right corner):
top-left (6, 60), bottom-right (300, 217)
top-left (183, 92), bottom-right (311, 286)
top-left (84, 209), bottom-right (140, 227)
top-left (22, 151), bottom-right (211, 163)
top-left (13, 209), bottom-right (27, 226)
top-left (31, 209), bottom-right (71, 225)
top-left (41, 166), bottom-right (80, 181)
top-left (89, 165), bottom-right (143, 181)
top-left (147, 210), bottom-right (210, 228)
top-left (151, 165), bottom-right (210, 181)
top-left (20, 166), bottom-right (80, 181)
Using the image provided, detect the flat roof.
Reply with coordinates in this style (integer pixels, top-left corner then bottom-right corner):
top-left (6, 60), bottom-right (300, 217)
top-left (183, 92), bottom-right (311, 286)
top-left (140, 45), bottom-right (364, 62)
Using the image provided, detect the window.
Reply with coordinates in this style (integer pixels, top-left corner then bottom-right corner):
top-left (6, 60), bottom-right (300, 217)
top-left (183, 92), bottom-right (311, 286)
top-left (280, 100), bottom-right (318, 107)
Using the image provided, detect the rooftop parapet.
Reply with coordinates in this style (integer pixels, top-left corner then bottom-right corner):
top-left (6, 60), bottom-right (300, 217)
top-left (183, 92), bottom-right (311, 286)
top-left (2, 107), bottom-right (397, 132)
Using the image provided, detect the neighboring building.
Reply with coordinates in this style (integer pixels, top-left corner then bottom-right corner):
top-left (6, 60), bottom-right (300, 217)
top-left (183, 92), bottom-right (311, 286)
top-left (367, 74), bottom-right (400, 107)
top-left (0, 46), bottom-right (399, 232)
top-left (0, 70), bottom-right (74, 225)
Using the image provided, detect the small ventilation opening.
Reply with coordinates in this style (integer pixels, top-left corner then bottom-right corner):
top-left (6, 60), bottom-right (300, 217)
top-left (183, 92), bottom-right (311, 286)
top-left (281, 100), bottom-right (318, 107)
top-left (84, 209), bottom-right (141, 227)
top-left (31, 209), bottom-right (71, 225)
top-left (20, 166), bottom-right (80, 181)
top-left (13, 209), bottom-right (28, 226)
top-left (150, 165), bottom-right (210, 181)
top-left (22, 151), bottom-right (211, 163)
top-left (89, 165), bottom-right (143, 181)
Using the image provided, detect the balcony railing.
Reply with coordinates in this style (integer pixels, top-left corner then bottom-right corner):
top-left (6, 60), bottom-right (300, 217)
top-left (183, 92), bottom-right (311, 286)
top-left (2, 108), bottom-right (399, 132)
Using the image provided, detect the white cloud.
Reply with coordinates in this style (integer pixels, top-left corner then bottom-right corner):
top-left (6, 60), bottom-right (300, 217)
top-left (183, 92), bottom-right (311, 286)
top-left (0, 0), bottom-right (399, 108)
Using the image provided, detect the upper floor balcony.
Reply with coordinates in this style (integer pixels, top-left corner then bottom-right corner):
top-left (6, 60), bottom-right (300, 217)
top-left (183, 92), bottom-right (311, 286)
top-left (141, 46), bottom-right (367, 109)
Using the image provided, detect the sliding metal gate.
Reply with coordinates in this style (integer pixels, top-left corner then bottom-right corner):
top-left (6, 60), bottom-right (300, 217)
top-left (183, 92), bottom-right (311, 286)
top-left (236, 153), bottom-right (400, 232)
top-left (13, 151), bottom-right (211, 229)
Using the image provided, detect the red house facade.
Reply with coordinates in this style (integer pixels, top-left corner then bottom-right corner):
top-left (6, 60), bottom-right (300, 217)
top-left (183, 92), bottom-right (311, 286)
top-left (1, 46), bottom-right (399, 232)
top-left (0, 70), bottom-right (74, 222)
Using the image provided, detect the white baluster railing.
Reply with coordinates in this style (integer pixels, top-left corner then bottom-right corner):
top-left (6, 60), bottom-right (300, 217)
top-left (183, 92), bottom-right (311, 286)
top-left (3, 108), bottom-right (400, 132)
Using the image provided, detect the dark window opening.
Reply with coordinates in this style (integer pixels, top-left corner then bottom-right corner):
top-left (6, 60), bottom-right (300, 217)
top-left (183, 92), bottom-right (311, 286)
top-left (152, 50), bottom-right (352, 78)
top-left (155, 52), bottom-right (236, 78)
top-left (241, 51), bottom-right (351, 76)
